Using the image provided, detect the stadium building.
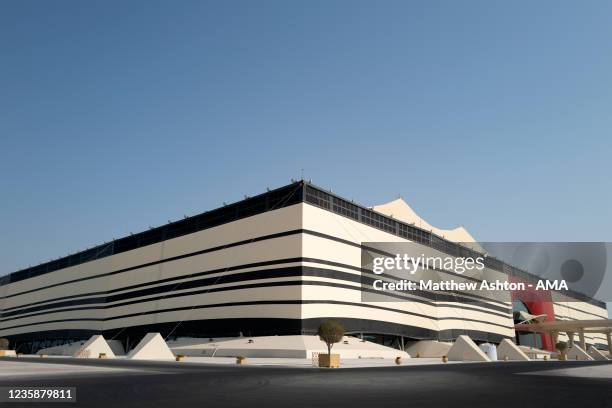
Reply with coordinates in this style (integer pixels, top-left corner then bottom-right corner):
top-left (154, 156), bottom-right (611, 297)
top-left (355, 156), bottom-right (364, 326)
top-left (0, 181), bottom-right (609, 353)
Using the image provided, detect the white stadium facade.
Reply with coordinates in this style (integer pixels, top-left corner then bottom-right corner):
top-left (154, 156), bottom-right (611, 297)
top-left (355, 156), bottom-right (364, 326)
top-left (0, 181), bottom-right (609, 353)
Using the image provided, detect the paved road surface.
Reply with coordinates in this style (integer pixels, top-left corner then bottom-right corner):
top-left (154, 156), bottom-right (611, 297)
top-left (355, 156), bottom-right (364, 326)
top-left (1, 358), bottom-right (611, 408)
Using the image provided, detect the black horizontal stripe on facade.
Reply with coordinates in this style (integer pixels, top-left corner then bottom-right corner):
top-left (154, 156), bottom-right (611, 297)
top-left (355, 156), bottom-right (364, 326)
top-left (0, 228), bottom-right (306, 300)
top-left (2, 224), bottom-right (593, 310)
top-left (2, 183), bottom-right (304, 285)
top-left (307, 234), bottom-right (513, 308)
top-left (0, 228), bottom-right (599, 340)
top-left (1, 264), bottom-right (513, 322)
top-left (1, 277), bottom-right (513, 326)
top-left (0, 257), bottom-right (307, 313)
top-left (0, 297), bottom-right (515, 333)
top-left (1, 255), bottom-right (377, 315)
top-left (1, 228), bottom-right (512, 311)
top-left (0, 271), bottom-right (303, 321)
top-left (2, 180), bottom-right (605, 309)
top-left (302, 185), bottom-right (607, 309)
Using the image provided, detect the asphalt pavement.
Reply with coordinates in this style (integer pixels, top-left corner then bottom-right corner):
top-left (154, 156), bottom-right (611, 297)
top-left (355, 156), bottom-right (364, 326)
top-left (1, 357), bottom-right (610, 408)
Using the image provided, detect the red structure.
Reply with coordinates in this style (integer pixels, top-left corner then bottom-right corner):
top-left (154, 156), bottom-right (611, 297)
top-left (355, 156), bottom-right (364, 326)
top-left (509, 276), bottom-right (555, 351)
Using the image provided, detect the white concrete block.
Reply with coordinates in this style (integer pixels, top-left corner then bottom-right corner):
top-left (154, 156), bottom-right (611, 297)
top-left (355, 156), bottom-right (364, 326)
top-left (167, 335), bottom-right (409, 359)
top-left (73, 335), bottom-right (116, 359)
top-left (38, 341), bottom-right (85, 356)
top-left (405, 340), bottom-right (452, 358)
top-left (497, 339), bottom-right (530, 361)
top-left (127, 333), bottom-right (174, 360)
top-left (447, 335), bottom-right (490, 362)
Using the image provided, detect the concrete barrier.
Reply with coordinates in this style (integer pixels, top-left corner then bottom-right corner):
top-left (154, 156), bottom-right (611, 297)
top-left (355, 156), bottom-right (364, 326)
top-left (497, 339), bottom-right (530, 361)
top-left (405, 340), bottom-right (451, 358)
top-left (127, 333), bottom-right (175, 360)
top-left (74, 335), bottom-right (116, 359)
top-left (447, 335), bottom-right (490, 362)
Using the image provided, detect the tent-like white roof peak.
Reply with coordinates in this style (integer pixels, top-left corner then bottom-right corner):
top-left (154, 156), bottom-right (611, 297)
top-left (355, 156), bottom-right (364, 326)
top-left (372, 198), bottom-right (478, 245)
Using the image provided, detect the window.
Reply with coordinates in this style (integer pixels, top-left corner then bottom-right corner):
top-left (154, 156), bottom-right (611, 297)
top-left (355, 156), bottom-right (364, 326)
top-left (398, 223), bottom-right (430, 245)
top-left (484, 257), bottom-right (503, 272)
top-left (305, 186), bottom-right (331, 209)
top-left (513, 300), bottom-right (543, 349)
top-left (361, 209), bottom-right (396, 233)
top-left (332, 198), bottom-right (359, 220)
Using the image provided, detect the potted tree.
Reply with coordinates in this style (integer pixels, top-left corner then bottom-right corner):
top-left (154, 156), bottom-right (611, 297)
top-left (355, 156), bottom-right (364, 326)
top-left (556, 341), bottom-right (567, 361)
top-left (317, 320), bottom-right (344, 368)
top-left (0, 338), bottom-right (15, 357)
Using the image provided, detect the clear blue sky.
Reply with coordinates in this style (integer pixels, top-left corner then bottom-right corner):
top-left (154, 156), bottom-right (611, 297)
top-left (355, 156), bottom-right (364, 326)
top-left (2, 0), bottom-right (612, 276)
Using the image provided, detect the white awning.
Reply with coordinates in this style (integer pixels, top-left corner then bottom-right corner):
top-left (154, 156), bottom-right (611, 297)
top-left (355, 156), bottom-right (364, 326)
top-left (517, 311), bottom-right (548, 324)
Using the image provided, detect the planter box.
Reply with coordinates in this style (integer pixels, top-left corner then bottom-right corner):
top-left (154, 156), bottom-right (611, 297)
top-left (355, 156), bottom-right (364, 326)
top-left (318, 354), bottom-right (340, 368)
top-left (236, 357), bottom-right (247, 365)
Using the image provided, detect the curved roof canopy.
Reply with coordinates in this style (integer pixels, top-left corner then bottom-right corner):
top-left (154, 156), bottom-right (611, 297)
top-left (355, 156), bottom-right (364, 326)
top-left (372, 198), bottom-right (482, 250)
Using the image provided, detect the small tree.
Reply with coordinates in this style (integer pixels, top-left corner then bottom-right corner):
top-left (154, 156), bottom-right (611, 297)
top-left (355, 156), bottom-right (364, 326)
top-left (0, 338), bottom-right (9, 350)
top-left (556, 341), bottom-right (567, 360)
top-left (318, 320), bottom-right (344, 356)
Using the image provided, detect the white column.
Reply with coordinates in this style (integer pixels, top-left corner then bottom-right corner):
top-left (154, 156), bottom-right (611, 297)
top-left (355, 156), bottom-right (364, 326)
top-left (567, 332), bottom-right (575, 347)
top-left (551, 331), bottom-right (559, 347)
top-left (606, 331), bottom-right (611, 352)
top-left (579, 330), bottom-right (586, 349)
